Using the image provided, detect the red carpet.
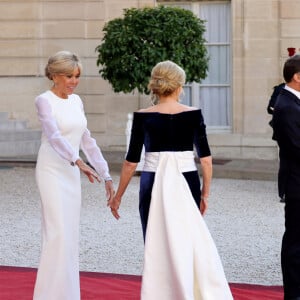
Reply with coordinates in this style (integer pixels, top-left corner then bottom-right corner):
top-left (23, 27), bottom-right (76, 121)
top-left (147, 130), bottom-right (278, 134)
top-left (0, 265), bottom-right (283, 299)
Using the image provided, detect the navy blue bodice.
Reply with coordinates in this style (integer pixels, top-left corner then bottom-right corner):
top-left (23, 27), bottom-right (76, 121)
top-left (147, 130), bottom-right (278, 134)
top-left (126, 109), bottom-right (211, 162)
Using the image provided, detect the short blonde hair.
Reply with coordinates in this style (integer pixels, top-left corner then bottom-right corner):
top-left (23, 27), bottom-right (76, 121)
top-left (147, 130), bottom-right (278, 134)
top-left (45, 50), bottom-right (82, 80)
top-left (148, 60), bottom-right (186, 102)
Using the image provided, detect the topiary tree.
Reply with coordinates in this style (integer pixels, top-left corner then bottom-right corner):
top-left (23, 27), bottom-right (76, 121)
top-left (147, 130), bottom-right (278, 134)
top-left (96, 5), bottom-right (208, 94)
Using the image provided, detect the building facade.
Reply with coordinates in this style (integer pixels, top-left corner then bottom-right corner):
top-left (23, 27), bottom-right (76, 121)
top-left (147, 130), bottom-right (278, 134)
top-left (0, 0), bottom-right (299, 160)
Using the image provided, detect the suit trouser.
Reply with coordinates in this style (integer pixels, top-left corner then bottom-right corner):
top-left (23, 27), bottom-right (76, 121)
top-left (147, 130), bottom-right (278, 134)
top-left (282, 197), bottom-right (300, 299)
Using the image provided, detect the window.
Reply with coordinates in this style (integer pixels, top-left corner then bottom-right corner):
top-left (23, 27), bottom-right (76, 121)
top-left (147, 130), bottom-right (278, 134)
top-left (163, 1), bottom-right (232, 132)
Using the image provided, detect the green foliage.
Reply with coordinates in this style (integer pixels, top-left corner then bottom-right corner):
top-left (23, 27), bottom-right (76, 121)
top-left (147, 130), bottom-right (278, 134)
top-left (96, 5), bottom-right (208, 94)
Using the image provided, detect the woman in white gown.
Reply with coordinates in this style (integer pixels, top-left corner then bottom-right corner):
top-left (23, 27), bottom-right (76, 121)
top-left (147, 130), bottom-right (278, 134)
top-left (109, 61), bottom-right (233, 299)
top-left (33, 51), bottom-right (114, 300)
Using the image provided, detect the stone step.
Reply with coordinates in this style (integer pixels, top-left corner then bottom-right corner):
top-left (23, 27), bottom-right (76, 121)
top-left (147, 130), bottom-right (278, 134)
top-left (0, 112), bottom-right (41, 157)
top-left (0, 112), bottom-right (9, 121)
top-left (0, 119), bottom-right (27, 130)
top-left (0, 130), bottom-right (41, 142)
top-left (0, 140), bottom-right (41, 157)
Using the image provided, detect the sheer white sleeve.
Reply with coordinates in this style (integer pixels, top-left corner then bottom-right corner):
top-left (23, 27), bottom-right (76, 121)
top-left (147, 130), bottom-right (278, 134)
top-left (80, 128), bottom-right (110, 179)
top-left (35, 95), bottom-right (80, 163)
top-left (78, 100), bottom-right (110, 179)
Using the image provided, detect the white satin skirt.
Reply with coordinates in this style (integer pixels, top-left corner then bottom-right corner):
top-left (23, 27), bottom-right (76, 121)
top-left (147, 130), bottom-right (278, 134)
top-left (141, 151), bottom-right (233, 300)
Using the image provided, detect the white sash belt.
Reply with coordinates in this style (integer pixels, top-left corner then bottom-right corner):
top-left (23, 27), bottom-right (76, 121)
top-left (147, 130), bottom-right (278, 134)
top-left (143, 151), bottom-right (197, 173)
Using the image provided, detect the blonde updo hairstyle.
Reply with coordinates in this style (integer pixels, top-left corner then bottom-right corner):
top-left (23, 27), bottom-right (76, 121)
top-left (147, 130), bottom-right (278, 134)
top-left (148, 60), bottom-right (186, 104)
top-left (45, 50), bottom-right (82, 80)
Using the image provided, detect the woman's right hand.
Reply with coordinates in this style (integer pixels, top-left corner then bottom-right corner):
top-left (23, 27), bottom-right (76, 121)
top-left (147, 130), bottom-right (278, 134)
top-left (75, 159), bottom-right (100, 183)
top-left (108, 196), bottom-right (121, 220)
top-left (200, 197), bottom-right (208, 215)
top-left (106, 160), bottom-right (137, 220)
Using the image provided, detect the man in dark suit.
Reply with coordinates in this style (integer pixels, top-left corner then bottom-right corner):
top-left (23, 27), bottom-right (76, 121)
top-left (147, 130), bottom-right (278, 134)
top-left (272, 54), bottom-right (300, 300)
top-left (267, 82), bottom-right (286, 202)
top-left (267, 82), bottom-right (286, 115)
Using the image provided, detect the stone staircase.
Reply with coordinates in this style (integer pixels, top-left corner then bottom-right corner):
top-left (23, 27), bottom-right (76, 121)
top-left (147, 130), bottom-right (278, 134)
top-left (0, 112), bottom-right (41, 160)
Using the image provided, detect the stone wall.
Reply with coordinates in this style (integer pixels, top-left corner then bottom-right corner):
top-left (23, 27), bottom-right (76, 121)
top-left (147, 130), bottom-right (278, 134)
top-left (1, 0), bottom-right (300, 159)
top-left (209, 0), bottom-right (300, 159)
top-left (0, 0), bottom-right (154, 153)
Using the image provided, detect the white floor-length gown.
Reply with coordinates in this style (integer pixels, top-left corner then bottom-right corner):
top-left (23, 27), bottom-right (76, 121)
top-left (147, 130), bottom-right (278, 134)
top-left (141, 151), bottom-right (233, 300)
top-left (33, 91), bottom-right (110, 300)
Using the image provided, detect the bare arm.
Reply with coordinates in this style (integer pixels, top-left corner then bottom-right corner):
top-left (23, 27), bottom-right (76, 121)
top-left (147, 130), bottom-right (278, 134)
top-left (108, 160), bottom-right (138, 219)
top-left (199, 155), bottom-right (212, 215)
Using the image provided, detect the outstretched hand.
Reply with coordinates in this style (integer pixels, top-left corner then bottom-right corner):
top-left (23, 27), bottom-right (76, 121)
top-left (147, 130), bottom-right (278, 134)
top-left (108, 196), bottom-right (121, 220)
top-left (200, 197), bottom-right (208, 215)
top-left (76, 160), bottom-right (100, 183)
top-left (105, 180), bottom-right (114, 202)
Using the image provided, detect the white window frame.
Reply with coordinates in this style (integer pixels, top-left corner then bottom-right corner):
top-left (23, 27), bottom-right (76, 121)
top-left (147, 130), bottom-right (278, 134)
top-left (160, 1), bottom-right (232, 133)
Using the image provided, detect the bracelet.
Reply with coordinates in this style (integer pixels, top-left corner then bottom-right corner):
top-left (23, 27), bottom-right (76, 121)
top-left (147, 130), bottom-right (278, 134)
top-left (201, 196), bottom-right (208, 201)
top-left (104, 177), bottom-right (113, 182)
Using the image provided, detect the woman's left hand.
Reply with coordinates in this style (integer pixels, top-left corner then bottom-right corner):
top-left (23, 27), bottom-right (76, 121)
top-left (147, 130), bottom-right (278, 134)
top-left (105, 180), bottom-right (114, 202)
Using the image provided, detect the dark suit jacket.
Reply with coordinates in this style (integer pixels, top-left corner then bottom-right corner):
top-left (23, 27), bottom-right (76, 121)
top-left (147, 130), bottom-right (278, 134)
top-left (267, 83), bottom-right (285, 115)
top-left (272, 88), bottom-right (300, 198)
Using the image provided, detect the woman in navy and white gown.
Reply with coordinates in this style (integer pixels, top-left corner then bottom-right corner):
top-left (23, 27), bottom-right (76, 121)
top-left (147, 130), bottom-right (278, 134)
top-left (109, 61), bottom-right (233, 300)
top-left (33, 51), bottom-right (114, 300)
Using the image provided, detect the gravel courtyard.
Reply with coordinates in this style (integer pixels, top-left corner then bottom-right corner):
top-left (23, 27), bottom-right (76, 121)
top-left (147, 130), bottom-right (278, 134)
top-left (0, 166), bottom-right (284, 286)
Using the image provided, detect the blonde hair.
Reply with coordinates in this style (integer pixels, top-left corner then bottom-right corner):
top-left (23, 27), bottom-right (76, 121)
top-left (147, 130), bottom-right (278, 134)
top-left (148, 60), bottom-right (186, 103)
top-left (45, 50), bottom-right (82, 80)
